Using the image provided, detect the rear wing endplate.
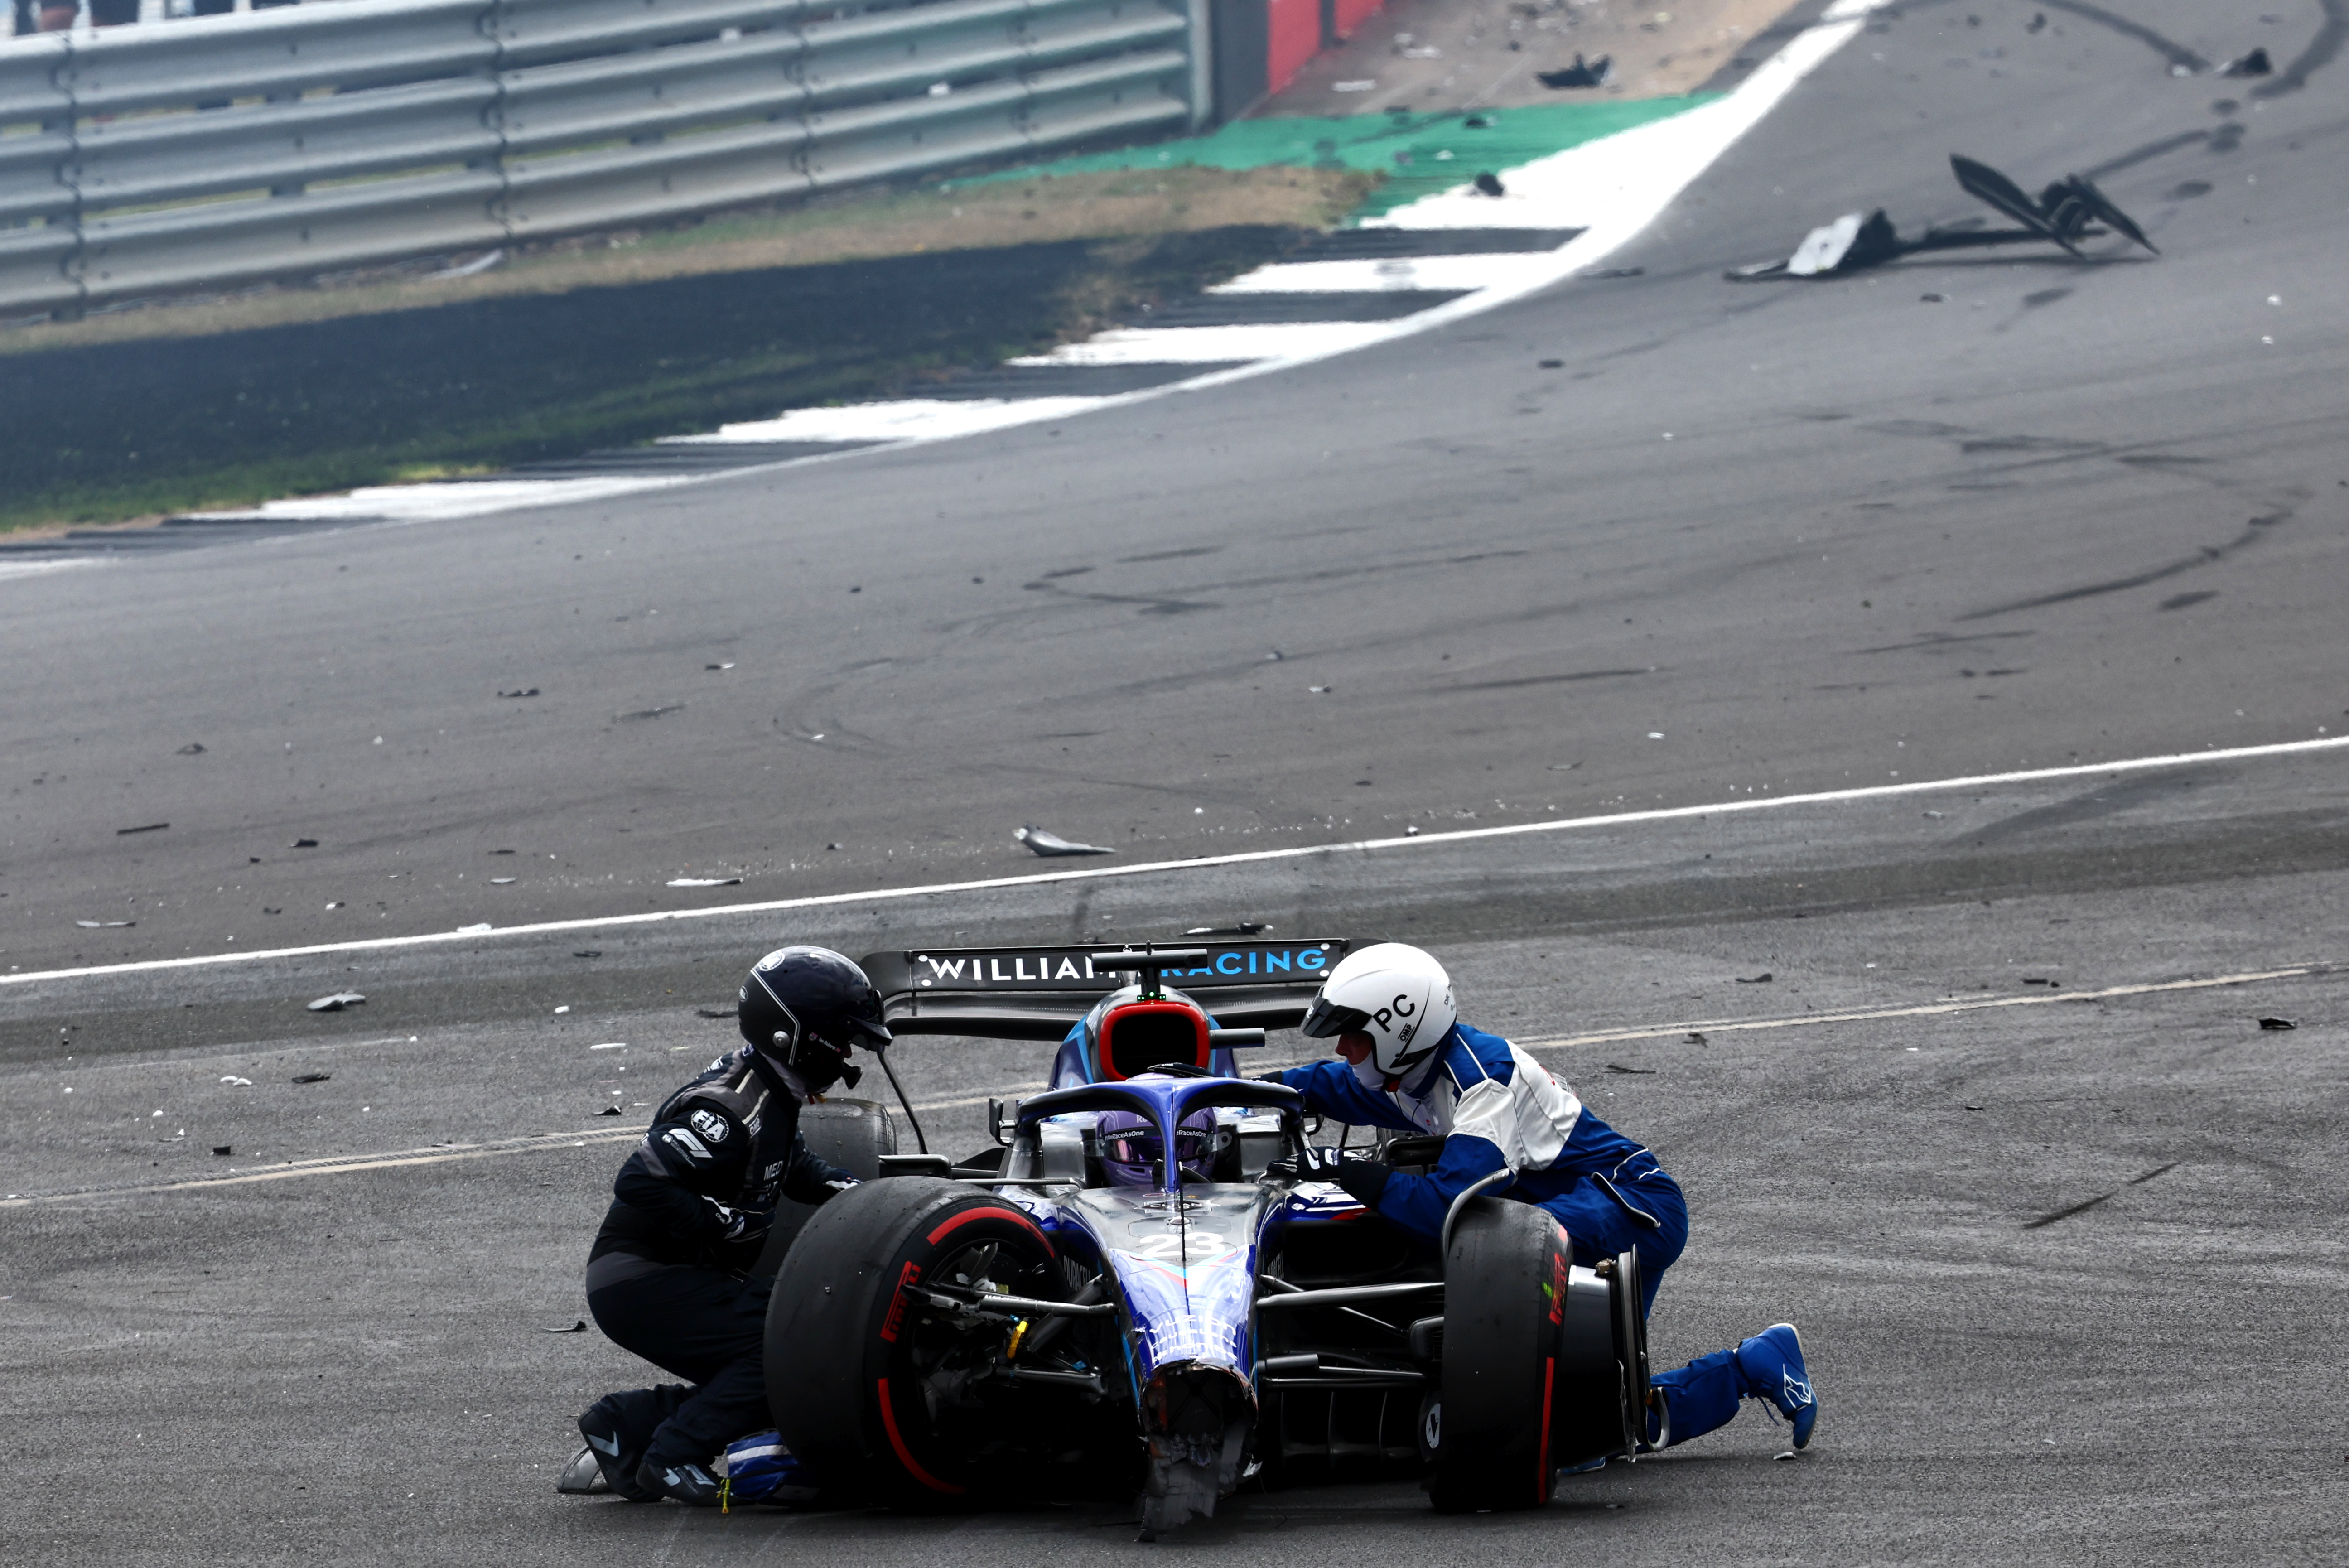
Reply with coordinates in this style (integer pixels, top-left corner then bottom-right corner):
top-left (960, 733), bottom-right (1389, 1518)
top-left (861, 938), bottom-right (1365, 1040)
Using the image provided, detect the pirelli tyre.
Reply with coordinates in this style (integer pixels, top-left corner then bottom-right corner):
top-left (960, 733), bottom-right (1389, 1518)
top-left (765, 1177), bottom-right (1062, 1507)
top-left (1428, 1198), bottom-right (1571, 1512)
top-left (751, 1098), bottom-right (897, 1280)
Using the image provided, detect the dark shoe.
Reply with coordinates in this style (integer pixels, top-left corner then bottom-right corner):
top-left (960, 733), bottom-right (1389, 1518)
top-left (577, 1394), bottom-right (660, 1502)
top-left (638, 1456), bottom-right (725, 1506)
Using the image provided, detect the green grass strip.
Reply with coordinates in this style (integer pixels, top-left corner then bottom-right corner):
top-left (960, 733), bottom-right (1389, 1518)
top-left (961, 99), bottom-right (1715, 218)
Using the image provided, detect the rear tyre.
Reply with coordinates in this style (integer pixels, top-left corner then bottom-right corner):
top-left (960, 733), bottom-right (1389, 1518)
top-left (751, 1098), bottom-right (897, 1280)
top-left (764, 1177), bottom-right (1061, 1507)
top-left (1429, 1199), bottom-right (1568, 1512)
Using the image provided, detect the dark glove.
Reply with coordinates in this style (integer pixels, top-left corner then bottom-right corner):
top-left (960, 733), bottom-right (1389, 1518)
top-left (1277, 1145), bottom-right (1390, 1207)
top-left (1330, 1159), bottom-right (1390, 1208)
top-left (1254, 1071), bottom-right (1290, 1086)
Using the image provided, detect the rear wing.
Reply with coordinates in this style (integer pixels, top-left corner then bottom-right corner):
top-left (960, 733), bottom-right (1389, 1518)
top-left (861, 938), bottom-right (1365, 1041)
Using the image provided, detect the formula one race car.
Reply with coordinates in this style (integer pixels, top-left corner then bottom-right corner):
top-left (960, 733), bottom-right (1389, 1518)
top-left (753, 938), bottom-right (1651, 1531)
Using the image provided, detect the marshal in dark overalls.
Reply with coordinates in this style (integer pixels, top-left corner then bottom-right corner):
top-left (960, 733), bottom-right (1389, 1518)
top-left (576, 946), bottom-right (888, 1505)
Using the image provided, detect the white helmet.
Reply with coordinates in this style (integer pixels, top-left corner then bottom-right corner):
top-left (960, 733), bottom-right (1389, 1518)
top-left (1298, 942), bottom-right (1457, 1079)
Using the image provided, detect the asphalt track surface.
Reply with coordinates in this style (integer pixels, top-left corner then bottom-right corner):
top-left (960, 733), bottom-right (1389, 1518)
top-left (5, 1), bottom-right (2347, 1562)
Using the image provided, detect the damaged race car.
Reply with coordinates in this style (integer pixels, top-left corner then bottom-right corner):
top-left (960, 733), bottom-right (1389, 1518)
top-left (758, 939), bottom-right (1651, 1532)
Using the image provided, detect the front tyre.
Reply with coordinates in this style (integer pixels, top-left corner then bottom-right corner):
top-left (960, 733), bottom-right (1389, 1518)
top-left (1429, 1199), bottom-right (1570, 1512)
top-left (764, 1177), bottom-right (1061, 1507)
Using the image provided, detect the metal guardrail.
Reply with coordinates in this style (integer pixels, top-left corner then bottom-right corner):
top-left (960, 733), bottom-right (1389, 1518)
top-left (0, 0), bottom-right (1211, 315)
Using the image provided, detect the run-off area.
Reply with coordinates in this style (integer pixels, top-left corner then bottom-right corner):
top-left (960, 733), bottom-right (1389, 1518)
top-left (1, 760), bottom-right (2344, 1563)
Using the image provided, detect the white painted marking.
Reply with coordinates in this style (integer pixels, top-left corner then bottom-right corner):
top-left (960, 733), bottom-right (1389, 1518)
top-left (1005, 322), bottom-right (1390, 366)
top-left (1517, 966), bottom-right (2333, 1052)
top-left (75, 0), bottom-right (1897, 533)
top-left (666, 396), bottom-right (1111, 445)
top-left (0, 558), bottom-right (102, 583)
top-left (7, 956), bottom-right (2325, 1206)
top-left (180, 476), bottom-right (691, 525)
top-left (5, 733), bottom-right (2341, 989)
top-left (1208, 255), bottom-right (1563, 294)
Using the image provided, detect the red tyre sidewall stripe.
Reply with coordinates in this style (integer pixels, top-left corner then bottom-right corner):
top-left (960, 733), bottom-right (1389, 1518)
top-left (926, 1201), bottom-right (1046, 1248)
top-left (1538, 1354), bottom-right (1556, 1503)
top-left (875, 1376), bottom-right (966, 1495)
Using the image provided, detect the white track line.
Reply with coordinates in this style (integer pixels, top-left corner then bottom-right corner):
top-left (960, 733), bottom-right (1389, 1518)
top-left (6, 734), bottom-right (2342, 990)
top-left (1206, 255), bottom-right (1565, 294)
top-left (666, 396), bottom-right (1114, 445)
top-left (9, 961), bottom-right (2328, 1207)
top-left (154, 0), bottom-right (1895, 524)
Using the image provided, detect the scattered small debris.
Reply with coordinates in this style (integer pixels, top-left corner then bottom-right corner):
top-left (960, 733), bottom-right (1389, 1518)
top-left (1923, 809), bottom-right (1945, 819)
top-left (498, 688), bottom-right (540, 699)
top-left (325, 902), bottom-right (342, 911)
top-left (574, 950), bottom-right (602, 959)
top-left (554, 1005), bottom-right (569, 1014)
top-left (1538, 53), bottom-right (1611, 88)
top-left (1774, 1449), bottom-right (1799, 1462)
top-left (1463, 114), bottom-right (1491, 128)
top-left (616, 705), bottom-right (684, 723)
top-left (694, 1008), bottom-right (733, 1020)
top-left (213, 1145), bottom-right (233, 1157)
top-left (1404, 825), bottom-right (1421, 836)
top-left (2027, 11), bottom-right (2045, 32)
top-left (1333, 78), bottom-right (1377, 92)
top-left (1308, 685), bottom-right (1332, 694)
top-left (176, 743), bottom-right (206, 755)
top-left (2257, 1017), bottom-right (2296, 1031)
top-left (1963, 1104), bottom-right (1984, 1111)
top-left (2022, 978), bottom-right (2058, 987)
top-left (291, 838), bottom-right (318, 848)
top-left (541, 1320), bottom-right (588, 1334)
top-left (1583, 267), bottom-right (1644, 280)
top-left (1264, 650), bottom-right (1284, 661)
top-left (1684, 1032), bottom-right (1707, 1045)
top-left (1016, 825), bottom-right (1113, 857)
top-left (1605, 1063), bottom-right (1656, 1075)
top-left (1920, 292), bottom-right (1946, 303)
top-left (307, 992), bottom-right (366, 1012)
top-left (826, 842), bottom-right (841, 851)
top-left (291, 1072), bottom-right (333, 1084)
top-left (1473, 172), bottom-right (1505, 197)
top-left (1186, 922), bottom-right (1268, 936)
top-left (115, 820), bottom-right (170, 835)
top-left (705, 663), bottom-right (735, 671)
top-left (596, 1105), bottom-right (623, 1116)
top-left (491, 849), bottom-right (516, 856)
top-left (590, 1042), bottom-right (627, 1051)
top-left (491, 877), bottom-right (517, 885)
top-left (220, 1075), bottom-right (252, 1086)
top-left (263, 907), bottom-right (282, 915)
top-left (666, 876), bottom-right (743, 888)
top-left (1736, 973), bottom-right (1774, 984)
top-left (2221, 47), bottom-right (2272, 77)
top-left (1539, 358), bottom-right (1564, 369)
top-left (75, 920), bottom-right (134, 929)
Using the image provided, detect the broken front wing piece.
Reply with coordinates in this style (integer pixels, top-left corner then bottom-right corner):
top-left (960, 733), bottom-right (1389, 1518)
top-left (1728, 154), bottom-right (2159, 280)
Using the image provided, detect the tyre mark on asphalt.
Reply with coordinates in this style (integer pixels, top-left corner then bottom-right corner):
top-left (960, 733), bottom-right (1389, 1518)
top-left (2021, 1159), bottom-right (2180, 1230)
top-left (6, 967), bottom-right (2327, 1207)
top-left (1953, 513), bottom-right (2290, 621)
top-left (2254, 0), bottom-right (2348, 96)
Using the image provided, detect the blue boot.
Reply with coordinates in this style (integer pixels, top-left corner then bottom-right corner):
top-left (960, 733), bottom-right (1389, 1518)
top-left (1734, 1323), bottom-right (1817, 1448)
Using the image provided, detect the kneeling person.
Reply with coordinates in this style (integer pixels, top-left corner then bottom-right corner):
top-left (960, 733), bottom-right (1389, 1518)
top-left (576, 946), bottom-right (885, 1503)
top-left (1264, 942), bottom-right (1816, 1454)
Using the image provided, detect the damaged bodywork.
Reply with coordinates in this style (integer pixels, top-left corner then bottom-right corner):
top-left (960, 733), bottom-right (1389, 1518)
top-left (1729, 154), bottom-right (2159, 280)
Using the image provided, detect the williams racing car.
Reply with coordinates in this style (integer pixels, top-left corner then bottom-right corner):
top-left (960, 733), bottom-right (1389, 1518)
top-left (754, 937), bottom-right (1652, 1530)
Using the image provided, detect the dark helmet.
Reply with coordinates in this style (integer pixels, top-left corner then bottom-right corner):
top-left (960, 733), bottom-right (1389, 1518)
top-left (738, 946), bottom-right (892, 1093)
top-left (1097, 1100), bottom-right (1219, 1188)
